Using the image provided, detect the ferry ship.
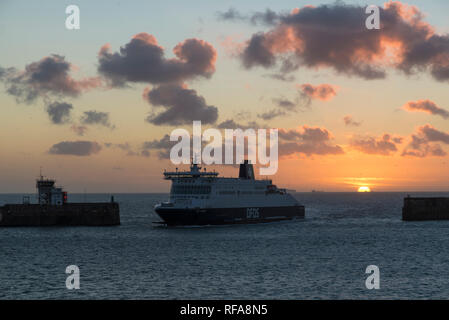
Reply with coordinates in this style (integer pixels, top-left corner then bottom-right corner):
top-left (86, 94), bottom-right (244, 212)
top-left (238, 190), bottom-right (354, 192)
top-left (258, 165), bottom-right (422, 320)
top-left (154, 160), bottom-right (305, 226)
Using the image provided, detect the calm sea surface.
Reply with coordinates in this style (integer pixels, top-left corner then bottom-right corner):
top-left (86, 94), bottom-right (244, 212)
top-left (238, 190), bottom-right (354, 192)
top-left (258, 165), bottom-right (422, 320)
top-left (1, 192), bottom-right (449, 299)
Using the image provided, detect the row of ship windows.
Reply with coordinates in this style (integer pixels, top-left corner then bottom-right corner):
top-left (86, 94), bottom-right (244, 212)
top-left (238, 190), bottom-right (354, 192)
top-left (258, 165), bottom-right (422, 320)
top-left (172, 186), bottom-right (266, 195)
top-left (219, 191), bottom-right (266, 195)
top-left (172, 186), bottom-right (212, 194)
top-left (174, 180), bottom-right (266, 189)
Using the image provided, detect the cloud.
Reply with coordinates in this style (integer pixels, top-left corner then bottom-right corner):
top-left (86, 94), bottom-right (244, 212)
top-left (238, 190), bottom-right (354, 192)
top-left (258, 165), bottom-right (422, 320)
top-left (142, 134), bottom-right (221, 161)
top-left (279, 141), bottom-right (344, 157)
top-left (143, 84), bottom-right (218, 126)
top-left (70, 124), bottom-right (88, 136)
top-left (263, 73), bottom-right (295, 82)
top-left (419, 124), bottom-right (449, 143)
top-left (235, 2), bottom-right (449, 82)
top-left (217, 8), bottom-right (280, 26)
top-left (104, 142), bottom-right (145, 156)
top-left (257, 109), bottom-right (286, 120)
top-left (142, 135), bottom-right (172, 150)
top-left (257, 84), bottom-right (337, 120)
top-left (402, 136), bottom-right (446, 157)
top-left (278, 126), bottom-right (344, 156)
top-left (249, 9), bottom-right (281, 26)
top-left (97, 33), bottom-right (216, 87)
top-left (46, 101), bottom-right (73, 124)
top-left (142, 134), bottom-right (173, 159)
top-left (48, 141), bottom-right (102, 156)
top-left (257, 97), bottom-right (297, 121)
top-left (402, 125), bottom-right (449, 157)
top-left (217, 119), bottom-right (262, 129)
top-left (273, 97), bottom-right (297, 110)
top-left (142, 124), bottom-right (265, 160)
top-left (218, 35), bottom-right (247, 58)
top-left (350, 134), bottom-right (401, 155)
top-left (299, 84), bottom-right (338, 104)
top-left (108, 122), bottom-right (266, 160)
top-left (280, 126), bottom-right (333, 142)
top-left (403, 100), bottom-right (449, 119)
top-left (104, 142), bottom-right (131, 151)
top-left (241, 33), bottom-right (277, 69)
top-left (80, 110), bottom-right (114, 128)
top-left (217, 8), bottom-right (247, 23)
top-left (344, 115), bottom-right (362, 127)
top-left (0, 55), bottom-right (101, 103)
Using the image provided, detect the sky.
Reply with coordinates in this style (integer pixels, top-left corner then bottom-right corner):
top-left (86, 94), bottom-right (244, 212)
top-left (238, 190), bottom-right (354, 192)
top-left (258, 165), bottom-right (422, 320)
top-left (1, 0), bottom-right (449, 193)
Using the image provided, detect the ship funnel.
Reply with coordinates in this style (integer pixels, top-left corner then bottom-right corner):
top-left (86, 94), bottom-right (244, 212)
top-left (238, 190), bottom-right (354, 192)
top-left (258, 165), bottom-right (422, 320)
top-left (239, 160), bottom-right (255, 180)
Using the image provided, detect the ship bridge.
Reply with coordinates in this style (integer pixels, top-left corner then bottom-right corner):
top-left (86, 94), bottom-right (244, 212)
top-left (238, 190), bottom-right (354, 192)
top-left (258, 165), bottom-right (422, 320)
top-left (163, 163), bottom-right (218, 180)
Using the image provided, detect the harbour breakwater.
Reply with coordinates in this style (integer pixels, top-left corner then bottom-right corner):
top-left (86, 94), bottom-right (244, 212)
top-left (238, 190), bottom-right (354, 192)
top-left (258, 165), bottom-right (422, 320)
top-left (403, 197), bottom-right (449, 221)
top-left (0, 202), bottom-right (120, 227)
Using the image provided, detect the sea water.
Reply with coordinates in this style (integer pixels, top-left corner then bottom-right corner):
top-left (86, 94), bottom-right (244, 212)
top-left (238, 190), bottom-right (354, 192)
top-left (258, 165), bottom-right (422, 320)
top-left (1, 192), bottom-right (449, 299)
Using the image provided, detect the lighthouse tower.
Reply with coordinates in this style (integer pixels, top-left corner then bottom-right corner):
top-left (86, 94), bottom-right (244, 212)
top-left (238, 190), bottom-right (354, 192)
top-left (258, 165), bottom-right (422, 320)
top-left (36, 174), bottom-right (67, 206)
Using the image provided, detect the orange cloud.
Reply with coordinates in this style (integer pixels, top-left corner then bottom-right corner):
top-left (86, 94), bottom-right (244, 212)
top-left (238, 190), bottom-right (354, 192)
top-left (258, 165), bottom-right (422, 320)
top-left (350, 134), bottom-right (402, 156)
top-left (279, 126), bottom-right (344, 157)
top-left (236, 2), bottom-right (449, 81)
top-left (402, 124), bottom-right (449, 157)
top-left (403, 100), bottom-right (449, 119)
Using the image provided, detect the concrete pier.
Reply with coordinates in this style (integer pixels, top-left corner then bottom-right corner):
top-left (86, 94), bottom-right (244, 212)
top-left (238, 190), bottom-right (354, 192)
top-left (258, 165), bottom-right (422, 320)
top-left (0, 202), bottom-right (120, 227)
top-left (403, 197), bottom-right (449, 221)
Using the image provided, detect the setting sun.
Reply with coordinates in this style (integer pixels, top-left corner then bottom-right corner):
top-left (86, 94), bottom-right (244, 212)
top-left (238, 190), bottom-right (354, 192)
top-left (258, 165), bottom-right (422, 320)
top-left (358, 186), bottom-right (371, 193)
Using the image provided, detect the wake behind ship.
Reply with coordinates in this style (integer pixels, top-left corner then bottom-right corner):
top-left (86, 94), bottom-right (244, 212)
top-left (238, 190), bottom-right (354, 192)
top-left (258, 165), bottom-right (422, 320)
top-left (154, 161), bottom-right (305, 226)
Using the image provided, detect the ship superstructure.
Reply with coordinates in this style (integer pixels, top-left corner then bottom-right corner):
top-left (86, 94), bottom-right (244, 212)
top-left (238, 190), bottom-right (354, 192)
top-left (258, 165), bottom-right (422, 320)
top-left (154, 160), bottom-right (305, 226)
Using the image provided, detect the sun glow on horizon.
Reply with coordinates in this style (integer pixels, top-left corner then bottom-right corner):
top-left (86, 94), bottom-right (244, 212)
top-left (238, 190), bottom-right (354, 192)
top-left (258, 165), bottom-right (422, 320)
top-left (357, 186), bottom-right (371, 193)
